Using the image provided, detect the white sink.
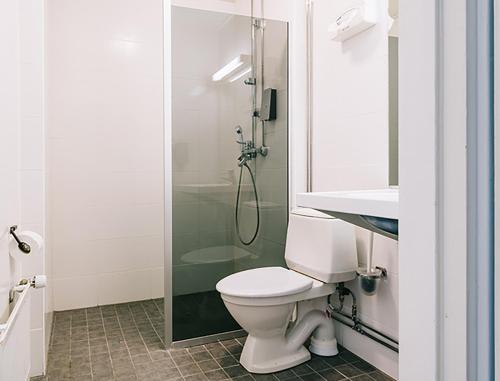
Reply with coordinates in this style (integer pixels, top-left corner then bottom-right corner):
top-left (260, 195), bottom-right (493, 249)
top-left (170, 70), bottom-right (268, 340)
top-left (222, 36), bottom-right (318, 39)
top-left (175, 183), bottom-right (252, 194)
top-left (175, 183), bottom-right (233, 194)
top-left (296, 188), bottom-right (399, 239)
top-left (296, 189), bottom-right (398, 219)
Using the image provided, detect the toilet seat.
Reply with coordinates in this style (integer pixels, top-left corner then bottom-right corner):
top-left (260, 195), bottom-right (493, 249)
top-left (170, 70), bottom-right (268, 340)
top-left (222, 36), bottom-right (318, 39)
top-left (216, 267), bottom-right (313, 298)
top-left (216, 267), bottom-right (336, 307)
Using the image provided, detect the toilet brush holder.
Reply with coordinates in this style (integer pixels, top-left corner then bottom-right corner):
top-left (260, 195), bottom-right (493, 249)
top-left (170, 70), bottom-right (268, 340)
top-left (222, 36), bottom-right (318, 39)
top-left (357, 266), bottom-right (387, 296)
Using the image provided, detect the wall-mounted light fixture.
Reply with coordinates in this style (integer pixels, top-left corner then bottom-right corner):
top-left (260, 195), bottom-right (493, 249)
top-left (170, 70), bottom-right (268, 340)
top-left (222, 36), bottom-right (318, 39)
top-left (212, 54), bottom-right (250, 82)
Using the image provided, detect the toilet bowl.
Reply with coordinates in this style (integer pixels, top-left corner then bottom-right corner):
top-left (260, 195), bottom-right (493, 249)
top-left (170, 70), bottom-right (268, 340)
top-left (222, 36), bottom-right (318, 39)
top-left (216, 208), bottom-right (359, 374)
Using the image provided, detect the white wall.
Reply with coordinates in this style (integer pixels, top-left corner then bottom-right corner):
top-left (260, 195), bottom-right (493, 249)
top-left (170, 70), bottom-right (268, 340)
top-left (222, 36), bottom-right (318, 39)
top-left (19, 0), bottom-right (48, 376)
top-left (310, 0), bottom-right (398, 378)
top-left (0, 0), bottom-right (21, 324)
top-left (312, 0), bottom-right (389, 191)
top-left (0, 0), bottom-right (48, 376)
top-left (47, 0), bottom-right (165, 311)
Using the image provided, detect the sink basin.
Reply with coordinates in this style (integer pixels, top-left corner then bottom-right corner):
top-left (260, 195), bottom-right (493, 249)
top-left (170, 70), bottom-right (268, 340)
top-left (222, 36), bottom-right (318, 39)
top-left (175, 183), bottom-right (234, 194)
top-left (296, 189), bottom-right (399, 240)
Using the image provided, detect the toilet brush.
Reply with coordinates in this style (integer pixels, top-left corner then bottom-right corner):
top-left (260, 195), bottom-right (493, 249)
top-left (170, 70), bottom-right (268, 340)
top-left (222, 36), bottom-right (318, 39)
top-left (367, 231), bottom-right (374, 273)
top-left (357, 231), bottom-right (386, 296)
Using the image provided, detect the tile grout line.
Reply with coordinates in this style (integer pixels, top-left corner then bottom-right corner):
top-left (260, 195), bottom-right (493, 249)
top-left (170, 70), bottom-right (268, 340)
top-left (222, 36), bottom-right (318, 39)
top-left (130, 301), bottom-right (184, 380)
top-left (130, 302), bottom-right (155, 362)
top-left (114, 303), bottom-right (136, 374)
top-left (85, 308), bottom-right (95, 381)
top-left (69, 314), bottom-right (74, 381)
top-left (100, 304), bottom-right (118, 379)
top-left (217, 338), bottom-right (257, 381)
top-left (202, 342), bottom-right (231, 380)
top-left (140, 299), bottom-right (165, 347)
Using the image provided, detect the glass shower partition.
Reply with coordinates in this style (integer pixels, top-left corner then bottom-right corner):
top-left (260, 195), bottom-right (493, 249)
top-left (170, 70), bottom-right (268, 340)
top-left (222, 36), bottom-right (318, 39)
top-left (170, 6), bottom-right (288, 344)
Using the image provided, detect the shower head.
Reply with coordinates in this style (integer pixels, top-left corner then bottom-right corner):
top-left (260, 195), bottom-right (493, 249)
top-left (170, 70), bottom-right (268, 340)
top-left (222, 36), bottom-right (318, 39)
top-left (235, 125), bottom-right (244, 143)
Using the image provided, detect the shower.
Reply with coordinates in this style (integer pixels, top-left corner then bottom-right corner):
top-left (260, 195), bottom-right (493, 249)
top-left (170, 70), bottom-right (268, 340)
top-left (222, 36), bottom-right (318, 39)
top-left (234, 12), bottom-right (275, 246)
top-left (171, 5), bottom-right (287, 344)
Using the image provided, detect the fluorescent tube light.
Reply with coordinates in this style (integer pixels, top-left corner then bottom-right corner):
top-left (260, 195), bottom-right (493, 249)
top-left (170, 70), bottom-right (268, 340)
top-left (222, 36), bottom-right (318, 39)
top-left (228, 67), bottom-right (252, 83)
top-left (212, 54), bottom-right (250, 82)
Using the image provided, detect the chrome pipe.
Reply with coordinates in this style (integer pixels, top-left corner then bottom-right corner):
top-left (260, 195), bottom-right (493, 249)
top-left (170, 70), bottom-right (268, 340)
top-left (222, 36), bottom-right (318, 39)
top-left (305, 0), bottom-right (313, 192)
top-left (333, 310), bottom-right (398, 346)
top-left (327, 285), bottom-right (399, 353)
top-left (250, 0), bottom-right (257, 144)
top-left (332, 313), bottom-right (399, 353)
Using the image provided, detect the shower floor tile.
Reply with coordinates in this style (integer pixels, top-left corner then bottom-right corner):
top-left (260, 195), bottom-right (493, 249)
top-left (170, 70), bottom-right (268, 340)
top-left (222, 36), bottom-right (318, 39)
top-left (173, 290), bottom-right (240, 341)
top-left (32, 299), bottom-right (395, 381)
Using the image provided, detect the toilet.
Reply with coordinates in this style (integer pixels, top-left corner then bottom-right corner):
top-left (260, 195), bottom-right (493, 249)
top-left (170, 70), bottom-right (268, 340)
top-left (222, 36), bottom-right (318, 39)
top-left (216, 208), bottom-right (358, 374)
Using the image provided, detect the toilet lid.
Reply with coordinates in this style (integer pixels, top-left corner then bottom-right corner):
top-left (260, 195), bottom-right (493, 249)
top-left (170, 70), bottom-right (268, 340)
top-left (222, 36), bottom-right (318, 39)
top-left (216, 267), bottom-right (313, 298)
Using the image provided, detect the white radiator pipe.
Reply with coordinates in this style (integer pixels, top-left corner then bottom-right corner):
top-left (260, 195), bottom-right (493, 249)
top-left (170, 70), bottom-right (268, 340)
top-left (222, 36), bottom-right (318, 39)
top-left (285, 310), bottom-right (338, 356)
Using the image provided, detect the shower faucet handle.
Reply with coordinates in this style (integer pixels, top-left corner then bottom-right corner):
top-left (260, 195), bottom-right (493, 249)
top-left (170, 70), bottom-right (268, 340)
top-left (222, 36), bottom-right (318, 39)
top-left (244, 77), bottom-right (256, 86)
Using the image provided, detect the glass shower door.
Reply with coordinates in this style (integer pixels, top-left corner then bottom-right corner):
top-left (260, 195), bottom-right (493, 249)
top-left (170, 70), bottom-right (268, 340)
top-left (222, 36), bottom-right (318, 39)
top-left (171, 5), bottom-right (288, 343)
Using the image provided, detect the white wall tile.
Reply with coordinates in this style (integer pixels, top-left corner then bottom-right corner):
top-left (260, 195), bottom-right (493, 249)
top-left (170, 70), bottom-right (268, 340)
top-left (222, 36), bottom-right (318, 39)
top-left (53, 276), bottom-right (99, 310)
top-left (29, 288), bottom-right (44, 330)
top-left (312, 0), bottom-right (389, 192)
top-left (47, 0), bottom-right (164, 309)
top-left (52, 239), bottom-right (98, 278)
top-left (0, 0), bottom-right (21, 320)
top-left (85, 235), bottom-right (164, 274)
top-left (0, 0), bottom-right (49, 376)
top-left (151, 267), bottom-right (165, 299)
top-left (310, 0), bottom-right (398, 373)
top-left (17, 0), bottom-right (47, 376)
top-left (29, 328), bottom-right (45, 377)
top-left (20, 118), bottom-right (44, 170)
top-left (97, 270), bottom-right (152, 306)
top-left (20, 171), bottom-right (44, 224)
top-left (19, 61), bottom-right (43, 118)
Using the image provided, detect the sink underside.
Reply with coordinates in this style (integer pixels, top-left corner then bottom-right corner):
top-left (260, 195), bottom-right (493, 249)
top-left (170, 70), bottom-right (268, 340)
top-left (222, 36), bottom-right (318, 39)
top-left (296, 189), bottom-right (399, 240)
top-left (318, 210), bottom-right (398, 240)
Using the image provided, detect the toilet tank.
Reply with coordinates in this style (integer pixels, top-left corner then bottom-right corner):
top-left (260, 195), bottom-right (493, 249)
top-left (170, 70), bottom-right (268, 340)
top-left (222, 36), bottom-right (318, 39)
top-left (285, 208), bottom-right (358, 283)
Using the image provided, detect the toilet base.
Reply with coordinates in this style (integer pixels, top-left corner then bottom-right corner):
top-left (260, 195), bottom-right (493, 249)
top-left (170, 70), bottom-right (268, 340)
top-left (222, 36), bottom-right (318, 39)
top-left (309, 336), bottom-right (338, 357)
top-left (239, 335), bottom-right (311, 374)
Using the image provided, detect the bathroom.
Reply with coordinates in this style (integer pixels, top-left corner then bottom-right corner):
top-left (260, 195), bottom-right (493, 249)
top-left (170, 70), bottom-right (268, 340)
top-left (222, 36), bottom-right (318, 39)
top-left (0, 0), bottom-right (496, 380)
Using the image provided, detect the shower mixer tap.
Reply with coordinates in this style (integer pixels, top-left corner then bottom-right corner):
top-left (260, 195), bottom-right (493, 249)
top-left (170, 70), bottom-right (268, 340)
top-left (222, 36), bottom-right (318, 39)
top-left (238, 151), bottom-right (257, 167)
top-left (237, 142), bottom-right (257, 167)
top-left (234, 126), bottom-right (257, 166)
top-left (234, 126), bottom-right (260, 245)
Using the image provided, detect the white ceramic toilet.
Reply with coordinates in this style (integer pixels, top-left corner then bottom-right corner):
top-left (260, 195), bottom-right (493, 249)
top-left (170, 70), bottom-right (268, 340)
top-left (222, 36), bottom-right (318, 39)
top-left (216, 208), bottom-right (358, 374)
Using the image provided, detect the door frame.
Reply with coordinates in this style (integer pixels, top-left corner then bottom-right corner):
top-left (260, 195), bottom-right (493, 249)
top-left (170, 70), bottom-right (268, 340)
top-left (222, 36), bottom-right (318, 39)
top-left (400, 0), bottom-right (495, 380)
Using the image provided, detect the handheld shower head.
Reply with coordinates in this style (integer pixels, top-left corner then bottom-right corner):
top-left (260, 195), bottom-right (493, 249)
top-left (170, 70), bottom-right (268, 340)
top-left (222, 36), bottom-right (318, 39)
top-left (234, 125), bottom-right (244, 144)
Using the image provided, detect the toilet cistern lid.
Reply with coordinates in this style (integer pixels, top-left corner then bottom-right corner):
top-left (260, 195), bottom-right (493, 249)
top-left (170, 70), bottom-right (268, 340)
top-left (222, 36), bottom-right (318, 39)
top-left (216, 267), bottom-right (313, 298)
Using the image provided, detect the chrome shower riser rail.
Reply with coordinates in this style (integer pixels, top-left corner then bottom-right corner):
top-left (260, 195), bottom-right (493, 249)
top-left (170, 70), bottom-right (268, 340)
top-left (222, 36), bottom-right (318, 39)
top-left (305, 0), bottom-right (314, 192)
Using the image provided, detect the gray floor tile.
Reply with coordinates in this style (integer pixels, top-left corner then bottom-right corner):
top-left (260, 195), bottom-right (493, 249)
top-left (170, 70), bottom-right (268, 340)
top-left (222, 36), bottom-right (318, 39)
top-left (32, 300), bottom-right (393, 381)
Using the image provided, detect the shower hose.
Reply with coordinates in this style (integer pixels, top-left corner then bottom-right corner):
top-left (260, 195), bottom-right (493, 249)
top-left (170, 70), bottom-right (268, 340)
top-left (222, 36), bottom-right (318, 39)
top-left (235, 162), bottom-right (260, 245)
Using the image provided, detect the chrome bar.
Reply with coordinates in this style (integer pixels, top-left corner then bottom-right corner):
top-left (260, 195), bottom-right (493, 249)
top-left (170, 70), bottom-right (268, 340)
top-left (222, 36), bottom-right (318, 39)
top-left (306, 0), bottom-right (313, 192)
